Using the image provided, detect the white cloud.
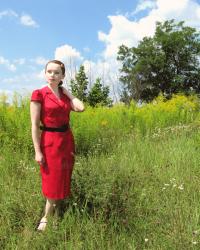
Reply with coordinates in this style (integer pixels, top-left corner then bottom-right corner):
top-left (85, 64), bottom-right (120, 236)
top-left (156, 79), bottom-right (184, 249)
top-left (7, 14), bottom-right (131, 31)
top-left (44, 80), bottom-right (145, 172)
top-left (0, 56), bottom-right (16, 71)
top-left (55, 44), bottom-right (83, 63)
top-left (34, 57), bottom-right (48, 65)
top-left (5, 74), bottom-right (37, 85)
top-left (83, 47), bottom-right (91, 52)
top-left (98, 0), bottom-right (200, 60)
top-left (20, 14), bottom-right (39, 27)
top-left (0, 72), bottom-right (45, 93)
top-left (0, 9), bottom-right (39, 28)
top-left (83, 59), bottom-right (118, 82)
top-left (14, 58), bottom-right (26, 65)
top-left (133, 0), bottom-right (156, 15)
top-left (156, 0), bottom-right (188, 14)
top-left (37, 69), bottom-right (45, 81)
top-left (0, 9), bottom-right (18, 19)
top-left (54, 44), bottom-right (83, 80)
top-left (82, 59), bottom-right (121, 101)
top-left (98, 15), bottom-right (154, 59)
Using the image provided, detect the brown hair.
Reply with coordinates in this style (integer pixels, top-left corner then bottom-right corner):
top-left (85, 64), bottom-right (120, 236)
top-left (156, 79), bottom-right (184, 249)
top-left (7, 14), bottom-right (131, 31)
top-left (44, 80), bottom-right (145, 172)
top-left (45, 59), bottom-right (65, 86)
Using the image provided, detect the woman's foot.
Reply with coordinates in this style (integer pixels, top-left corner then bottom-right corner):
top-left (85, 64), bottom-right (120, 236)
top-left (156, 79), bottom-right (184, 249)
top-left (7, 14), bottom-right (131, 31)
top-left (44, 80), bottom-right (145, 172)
top-left (37, 217), bottom-right (47, 231)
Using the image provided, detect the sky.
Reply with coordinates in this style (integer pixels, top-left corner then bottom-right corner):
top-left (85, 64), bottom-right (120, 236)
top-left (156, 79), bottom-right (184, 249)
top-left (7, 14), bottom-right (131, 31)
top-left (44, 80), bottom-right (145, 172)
top-left (1, 0), bottom-right (200, 101)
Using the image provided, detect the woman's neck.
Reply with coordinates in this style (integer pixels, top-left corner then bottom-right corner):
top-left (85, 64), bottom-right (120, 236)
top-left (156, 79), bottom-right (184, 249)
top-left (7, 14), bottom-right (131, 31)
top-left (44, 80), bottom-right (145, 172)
top-left (48, 84), bottom-right (59, 92)
top-left (48, 84), bottom-right (61, 99)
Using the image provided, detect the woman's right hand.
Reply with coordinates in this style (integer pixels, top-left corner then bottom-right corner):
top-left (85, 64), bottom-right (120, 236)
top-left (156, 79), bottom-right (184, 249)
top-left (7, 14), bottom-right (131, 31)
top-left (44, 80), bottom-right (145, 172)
top-left (35, 151), bottom-right (45, 166)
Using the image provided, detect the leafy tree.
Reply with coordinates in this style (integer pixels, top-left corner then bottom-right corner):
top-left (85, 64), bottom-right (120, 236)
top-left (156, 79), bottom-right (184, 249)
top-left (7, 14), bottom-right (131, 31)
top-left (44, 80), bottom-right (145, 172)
top-left (87, 78), bottom-right (112, 107)
top-left (70, 65), bottom-right (88, 102)
top-left (117, 19), bottom-right (200, 102)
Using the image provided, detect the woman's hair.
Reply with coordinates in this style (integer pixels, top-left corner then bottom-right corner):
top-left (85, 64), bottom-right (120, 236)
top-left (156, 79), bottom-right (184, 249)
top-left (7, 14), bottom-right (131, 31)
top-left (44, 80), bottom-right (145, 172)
top-left (45, 59), bottom-right (65, 86)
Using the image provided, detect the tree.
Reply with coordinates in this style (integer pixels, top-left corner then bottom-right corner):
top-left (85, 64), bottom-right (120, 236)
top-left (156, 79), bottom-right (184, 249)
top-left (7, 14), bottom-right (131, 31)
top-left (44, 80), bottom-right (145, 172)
top-left (117, 19), bottom-right (200, 102)
top-left (87, 78), bottom-right (112, 107)
top-left (70, 65), bottom-right (88, 102)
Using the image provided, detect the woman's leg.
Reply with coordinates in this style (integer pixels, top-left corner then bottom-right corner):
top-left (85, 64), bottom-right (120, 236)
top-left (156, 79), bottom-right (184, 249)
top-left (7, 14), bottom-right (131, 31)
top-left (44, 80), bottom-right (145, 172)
top-left (44, 198), bottom-right (57, 217)
top-left (37, 198), bottom-right (57, 231)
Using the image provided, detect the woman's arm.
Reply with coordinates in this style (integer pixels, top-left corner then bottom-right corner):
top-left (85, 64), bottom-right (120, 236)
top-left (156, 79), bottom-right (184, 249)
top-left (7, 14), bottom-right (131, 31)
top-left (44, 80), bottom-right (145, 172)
top-left (62, 87), bottom-right (85, 112)
top-left (30, 101), bottom-right (45, 165)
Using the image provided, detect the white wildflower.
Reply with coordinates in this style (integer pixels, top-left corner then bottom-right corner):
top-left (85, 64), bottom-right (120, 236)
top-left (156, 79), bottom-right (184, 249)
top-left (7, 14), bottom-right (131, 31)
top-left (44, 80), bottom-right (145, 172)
top-left (178, 184), bottom-right (184, 190)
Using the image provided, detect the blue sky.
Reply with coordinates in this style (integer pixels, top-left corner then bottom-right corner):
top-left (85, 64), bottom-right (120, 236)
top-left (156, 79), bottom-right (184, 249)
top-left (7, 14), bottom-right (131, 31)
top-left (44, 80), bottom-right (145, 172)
top-left (1, 0), bottom-right (200, 100)
top-left (0, 0), bottom-right (137, 60)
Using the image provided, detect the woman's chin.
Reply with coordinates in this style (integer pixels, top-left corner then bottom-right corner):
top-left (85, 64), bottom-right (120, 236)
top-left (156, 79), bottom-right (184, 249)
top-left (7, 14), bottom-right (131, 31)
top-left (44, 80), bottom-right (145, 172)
top-left (48, 81), bottom-right (59, 86)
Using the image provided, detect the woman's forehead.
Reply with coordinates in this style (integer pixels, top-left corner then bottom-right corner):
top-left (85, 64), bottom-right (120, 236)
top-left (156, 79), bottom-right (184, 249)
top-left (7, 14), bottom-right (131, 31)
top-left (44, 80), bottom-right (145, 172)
top-left (46, 63), bottom-right (62, 71)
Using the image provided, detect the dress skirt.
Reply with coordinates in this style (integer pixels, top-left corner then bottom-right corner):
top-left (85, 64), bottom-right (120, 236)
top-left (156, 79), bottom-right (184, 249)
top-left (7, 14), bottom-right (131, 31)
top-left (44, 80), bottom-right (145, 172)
top-left (40, 129), bottom-right (75, 200)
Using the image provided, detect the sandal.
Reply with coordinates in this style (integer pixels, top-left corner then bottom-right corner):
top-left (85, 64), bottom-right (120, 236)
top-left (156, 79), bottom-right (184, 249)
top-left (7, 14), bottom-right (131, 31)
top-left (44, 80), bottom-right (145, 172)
top-left (37, 217), bottom-right (47, 231)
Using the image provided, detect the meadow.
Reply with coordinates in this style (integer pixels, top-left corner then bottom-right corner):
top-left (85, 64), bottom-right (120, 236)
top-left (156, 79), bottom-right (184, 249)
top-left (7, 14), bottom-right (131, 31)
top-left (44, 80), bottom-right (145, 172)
top-left (0, 94), bottom-right (200, 249)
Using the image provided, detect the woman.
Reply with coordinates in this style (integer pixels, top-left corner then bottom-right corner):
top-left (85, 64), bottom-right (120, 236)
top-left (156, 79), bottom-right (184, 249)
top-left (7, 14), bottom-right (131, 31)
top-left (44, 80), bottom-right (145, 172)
top-left (30, 59), bottom-right (84, 231)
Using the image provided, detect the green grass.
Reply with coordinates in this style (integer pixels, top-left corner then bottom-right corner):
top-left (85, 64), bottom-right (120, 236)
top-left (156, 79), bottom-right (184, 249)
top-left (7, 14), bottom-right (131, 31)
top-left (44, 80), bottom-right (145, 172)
top-left (1, 94), bottom-right (200, 249)
top-left (1, 123), bottom-right (200, 249)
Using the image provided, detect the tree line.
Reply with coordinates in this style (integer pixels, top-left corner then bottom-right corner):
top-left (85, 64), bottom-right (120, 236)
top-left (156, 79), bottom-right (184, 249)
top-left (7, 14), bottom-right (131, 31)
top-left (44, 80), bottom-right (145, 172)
top-left (70, 19), bottom-right (200, 106)
top-left (70, 65), bottom-right (112, 107)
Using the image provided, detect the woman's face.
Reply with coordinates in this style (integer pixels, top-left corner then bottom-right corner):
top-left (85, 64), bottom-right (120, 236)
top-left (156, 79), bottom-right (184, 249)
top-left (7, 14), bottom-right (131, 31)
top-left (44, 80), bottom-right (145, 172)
top-left (45, 62), bottom-right (65, 85)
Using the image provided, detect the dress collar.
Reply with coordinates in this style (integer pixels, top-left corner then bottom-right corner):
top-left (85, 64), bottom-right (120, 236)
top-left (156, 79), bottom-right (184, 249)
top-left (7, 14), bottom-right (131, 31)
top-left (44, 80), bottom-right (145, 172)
top-left (42, 86), bottom-right (64, 107)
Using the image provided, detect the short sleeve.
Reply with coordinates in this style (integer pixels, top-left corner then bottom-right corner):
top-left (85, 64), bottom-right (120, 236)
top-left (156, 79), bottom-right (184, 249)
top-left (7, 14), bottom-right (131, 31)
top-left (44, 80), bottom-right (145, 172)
top-left (31, 89), bottom-right (43, 103)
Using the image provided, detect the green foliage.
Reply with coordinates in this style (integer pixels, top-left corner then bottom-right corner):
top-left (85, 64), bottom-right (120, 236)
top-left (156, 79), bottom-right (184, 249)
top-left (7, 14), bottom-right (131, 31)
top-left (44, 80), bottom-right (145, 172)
top-left (0, 93), bottom-right (199, 156)
top-left (87, 78), bottom-right (113, 107)
top-left (117, 19), bottom-right (200, 102)
top-left (1, 93), bottom-right (200, 248)
top-left (1, 121), bottom-right (200, 248)
top-left (70, 65), bottom-right (88, 102)
top-left (71, 128), bottom-right (200, 249)
top-left (70, 65), bottom-right (112, 107)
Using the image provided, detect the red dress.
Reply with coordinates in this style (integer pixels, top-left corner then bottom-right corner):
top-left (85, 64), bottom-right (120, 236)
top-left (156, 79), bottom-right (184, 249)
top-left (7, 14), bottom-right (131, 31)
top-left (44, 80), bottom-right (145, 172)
top-left (31, 86), bottom-right (75, 200)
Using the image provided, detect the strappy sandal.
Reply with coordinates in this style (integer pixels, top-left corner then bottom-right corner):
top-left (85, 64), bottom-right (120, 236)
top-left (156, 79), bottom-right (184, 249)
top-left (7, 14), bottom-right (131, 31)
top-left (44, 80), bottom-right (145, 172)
top-left (37, 217), bottom-right (47, 231)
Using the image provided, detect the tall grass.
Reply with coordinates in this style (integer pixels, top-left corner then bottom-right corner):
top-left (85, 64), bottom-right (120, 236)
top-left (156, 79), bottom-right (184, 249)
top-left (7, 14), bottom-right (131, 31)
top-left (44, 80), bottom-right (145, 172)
top-left (0, 93), bottom-right (200, 249)
top-left (0, 93), bottom-right (199, 155)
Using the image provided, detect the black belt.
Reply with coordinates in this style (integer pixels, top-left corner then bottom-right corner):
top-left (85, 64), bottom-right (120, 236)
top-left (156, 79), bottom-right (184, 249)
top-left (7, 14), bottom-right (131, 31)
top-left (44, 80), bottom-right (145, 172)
top-left (40, 124), bottom-right (69, 132)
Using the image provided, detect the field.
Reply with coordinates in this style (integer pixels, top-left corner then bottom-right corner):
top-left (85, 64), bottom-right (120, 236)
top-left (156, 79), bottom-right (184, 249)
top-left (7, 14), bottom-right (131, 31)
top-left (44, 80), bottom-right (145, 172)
top-left (0, 94), bottom-right (200, 249)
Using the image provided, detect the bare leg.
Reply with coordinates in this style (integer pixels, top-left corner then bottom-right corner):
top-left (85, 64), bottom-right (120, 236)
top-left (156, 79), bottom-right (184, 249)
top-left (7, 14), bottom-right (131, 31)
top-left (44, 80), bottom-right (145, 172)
top-left (44, 199), bottom-right (57, 217)
top-left (37, 198), bottom-right (57, 231)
